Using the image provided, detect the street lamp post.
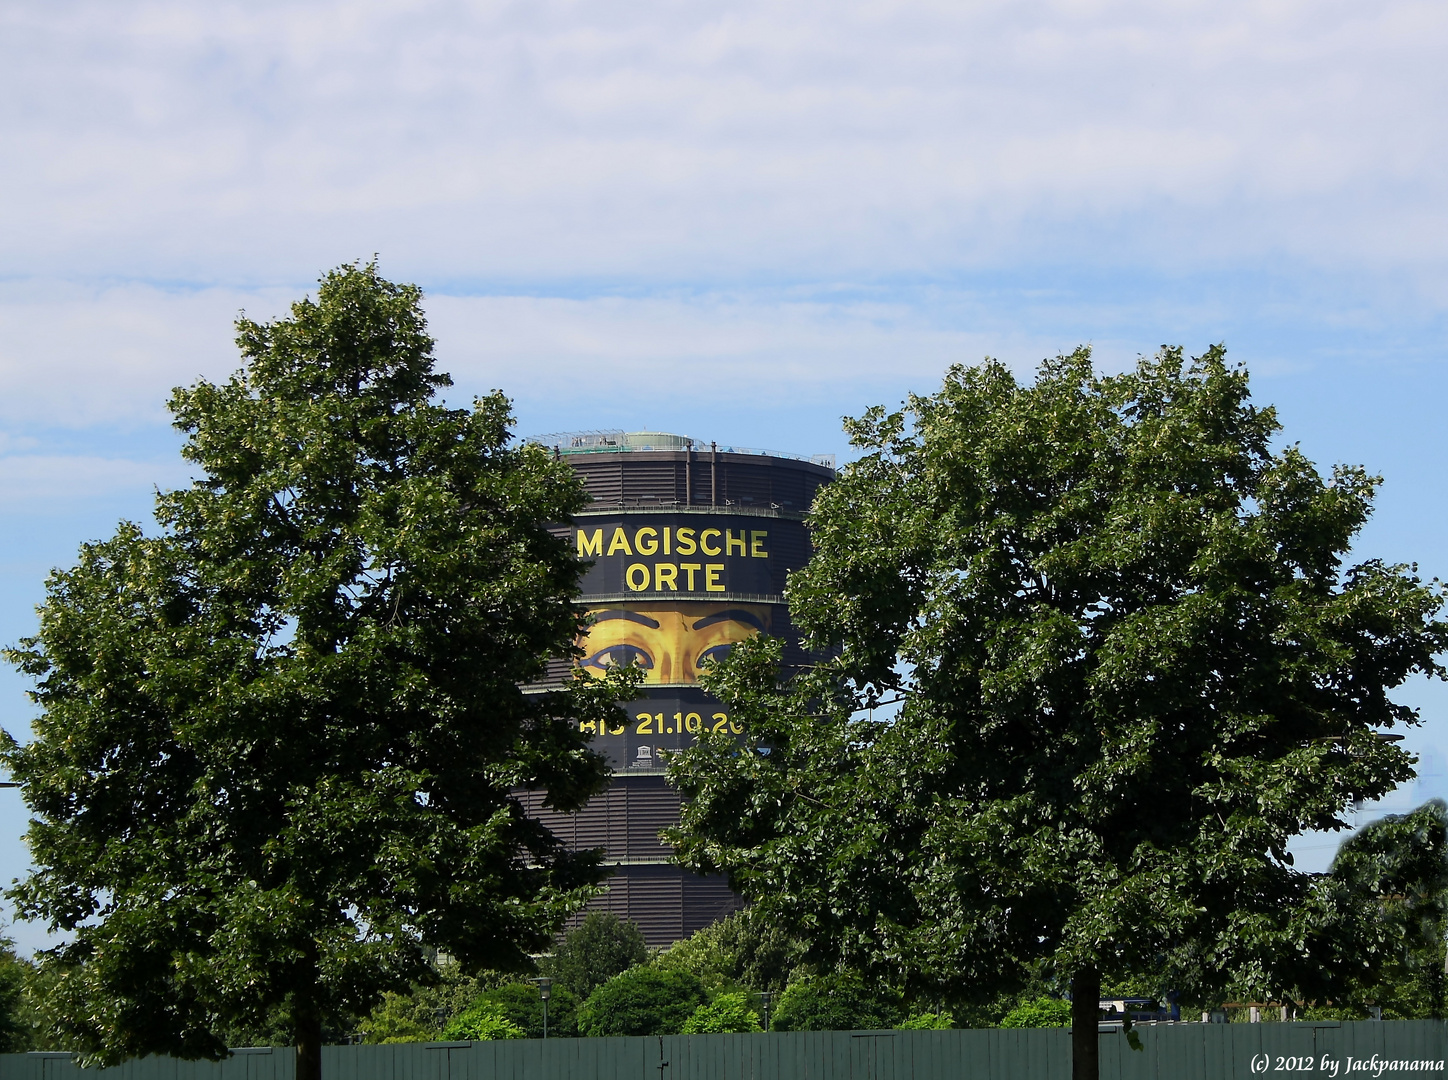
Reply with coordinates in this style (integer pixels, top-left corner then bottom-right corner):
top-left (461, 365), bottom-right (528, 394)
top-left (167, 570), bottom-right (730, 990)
top-left (757, 991), bottom-right (772, 1032)
top-left (533, 977), bottom-right (552, 1039)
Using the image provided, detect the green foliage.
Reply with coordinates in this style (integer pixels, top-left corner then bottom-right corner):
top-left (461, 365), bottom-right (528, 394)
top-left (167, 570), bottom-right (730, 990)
top-left (441, 1001), bottom-right (523, 1041)
top-left (999, 998), bottom-right (1073, 1028)
top-left (462, 981), bottom-right (579, 1038)
top-left (1320, 800), bottom-right (1448, 1019)
top-left (2, 263), bottom-right (635, 1067)
top-left (542, 913), bottom-right (649, 1002)
top-left (358, 994), bottom-right (436, 1044)
top-left (652, 909), bottom-right (803, 994)
top-left (670, 346), bottom-right (1448, 1021)
top-left (577, 967), bottom-right (707, 1037)
top-left (946, 995), bottom-right (1018, 1030)
top-left (770, 973), bottom-right (903, 1032)
top-left (681, 992), bottom-right (763, 1033)
top-left (0, 943), bottom-right (35, 1051)
top-left (1298, 1003), bottom-right (1371, 1021)
top-left (897, 1011), bottom-right (954, 1029)
top-left (356, 963), bottom-right (500, 1044)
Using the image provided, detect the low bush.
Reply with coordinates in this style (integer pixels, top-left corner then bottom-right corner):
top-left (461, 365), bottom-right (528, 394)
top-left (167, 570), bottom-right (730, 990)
top-left (999, 997), bottom-right (1072, 1028)
top-left (770, 973), bottom-right (903, 1032)
top-left (358, 993), bottom-right (436, 1044)
top-left (578, 968), bottom-right (708, 1036)
top-left (898, 1011), bottom-right (954, 1030)
top-left (356, 962), bottom-right (503, 1043)
top-left (462, 981), bottom-right (579, 1038)
top-left (681, 992), bottom-right (763, 1034)
top-left (442, 1002), bottom-right (523, 1041)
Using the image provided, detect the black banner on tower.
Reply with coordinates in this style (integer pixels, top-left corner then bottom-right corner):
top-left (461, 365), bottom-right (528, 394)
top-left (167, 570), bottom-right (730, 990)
top-left (567, 510), bottom-right (810, 770)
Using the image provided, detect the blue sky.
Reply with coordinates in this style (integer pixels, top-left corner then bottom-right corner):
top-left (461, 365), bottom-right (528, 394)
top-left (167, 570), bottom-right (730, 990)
top-left (2, 0), bottom-right (1447, 951)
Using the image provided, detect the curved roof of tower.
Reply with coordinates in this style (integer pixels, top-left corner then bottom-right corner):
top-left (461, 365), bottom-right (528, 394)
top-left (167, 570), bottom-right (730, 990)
top-left (526, 429), bottom-right (835, 470)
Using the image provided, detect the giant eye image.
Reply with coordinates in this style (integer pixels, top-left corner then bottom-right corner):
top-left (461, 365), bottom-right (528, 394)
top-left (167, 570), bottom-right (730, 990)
top-left (695, 643), bottom-right (734, 669)
top-left (577, 602), bottom-right (772, 685)
top-left (581, 643), bottom-right (654, 673)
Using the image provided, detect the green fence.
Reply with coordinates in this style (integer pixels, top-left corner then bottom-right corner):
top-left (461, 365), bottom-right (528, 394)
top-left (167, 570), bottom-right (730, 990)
top-left (1, 1022), bottom-right (1443, 1080)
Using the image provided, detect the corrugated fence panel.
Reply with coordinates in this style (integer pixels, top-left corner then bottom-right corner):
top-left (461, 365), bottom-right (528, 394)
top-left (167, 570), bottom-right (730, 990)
top-left (998, 1025), bottom-right (1070, 1080)
top-left (1400, 1020), bottom-right (1444, 1064)
top-left (5, 1022), bottom-right (1446, 1080)
top-left (898, 1030), bottom-right (934, 1080)
top-left (1258, 1021), bottom-right (1334, 1069)
top-left (5, 1056), bottom-right (50, 1080)
top-left (7, 1051), bottom-right (294, 1080)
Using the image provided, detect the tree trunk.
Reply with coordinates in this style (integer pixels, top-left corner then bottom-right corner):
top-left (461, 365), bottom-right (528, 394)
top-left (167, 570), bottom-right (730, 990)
top-left (296, 1005), bottom-right (323, 1080)
top-left (296, 946), bottom-right (323, 1080)
top-left (1071, 967), bottom-right (1100, 1080)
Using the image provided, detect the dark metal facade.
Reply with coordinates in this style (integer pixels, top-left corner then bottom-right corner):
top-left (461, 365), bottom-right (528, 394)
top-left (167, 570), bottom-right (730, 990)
top-left (565, 444), bottom-right (831, 514)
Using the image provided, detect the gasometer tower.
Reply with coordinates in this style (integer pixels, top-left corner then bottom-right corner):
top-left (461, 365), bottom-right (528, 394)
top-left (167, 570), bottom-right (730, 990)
top-left (520, 431), bottom-right (834, 945)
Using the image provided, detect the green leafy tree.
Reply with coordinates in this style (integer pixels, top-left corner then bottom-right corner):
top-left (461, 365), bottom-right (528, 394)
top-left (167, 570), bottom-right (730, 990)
top-left (652, 909), bottom-right (802, 994)
top-left (0, 942), bottom-right (34, 1051)
top-left (999, 998), bottom-right (1073, 1028)
top-left (2, 263), bottom-right (632, 1076)
top-left (680, 992), bottom-right (763, 1033)
top-left (769, 973), bottom-right (903, 1032)
top-left (441, 1002), bottom-right (523, 1041)
top-left (576, 968), bottom-right (707, 1036)
top-left (669, 348), bottom-right (1448, 1079)
top-left (542, 912), bottom-right (649, 1001)
top-left (1318, 800), bottom-right (1448, 1019)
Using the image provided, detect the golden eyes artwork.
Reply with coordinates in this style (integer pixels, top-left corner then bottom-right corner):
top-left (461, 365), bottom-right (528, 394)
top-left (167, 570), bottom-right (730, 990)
top-left (561, 509), bottom-right (810, 770)
top-left (576, 601), bottom-right (772, 685)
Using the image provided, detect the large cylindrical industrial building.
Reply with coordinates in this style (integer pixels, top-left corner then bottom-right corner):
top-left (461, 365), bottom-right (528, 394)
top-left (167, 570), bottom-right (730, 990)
top-left (519, 431), bottom-right (834, 947)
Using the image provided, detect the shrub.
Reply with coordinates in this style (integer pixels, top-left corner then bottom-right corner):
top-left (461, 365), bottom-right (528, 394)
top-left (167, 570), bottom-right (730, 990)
top-left (682, 992), bottom-right (763, 1034)
top-left (544, 913), bottom-right (650, 1001)
top-left (898, 1011), bottom-right (954, 1030)
top-left (770, 973), bottom-right (903, 1032)
top-left (442, 1001), bottom-right (523, 1041)
top-left (999, 997), bottom-right (1072, 1028)
top-left (356, 963), bottom-right (502, 1044)
top-left (464, 981), bottom-right (579, 1038)
top-left (359, 991), bottom-right (438, 1043)
top-left (578, 968), bottom-right (708, 1036)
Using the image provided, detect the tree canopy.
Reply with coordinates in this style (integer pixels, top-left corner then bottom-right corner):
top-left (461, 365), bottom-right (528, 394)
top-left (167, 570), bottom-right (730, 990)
top-left (3, 263), bottom-right (630, 1073)
top-left (668, 346), bottom-right (1448, 1077)
top-left (540, 912), bottom-right (649, 1002)
top-left (1319, 799), bottom-right (1448, 1019)
top-left (651, 908), bottom-right (802, 995)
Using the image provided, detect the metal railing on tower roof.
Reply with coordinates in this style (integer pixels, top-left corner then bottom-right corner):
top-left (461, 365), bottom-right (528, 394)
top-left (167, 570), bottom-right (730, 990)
top-left (523, 430), bottom-right (835, 470)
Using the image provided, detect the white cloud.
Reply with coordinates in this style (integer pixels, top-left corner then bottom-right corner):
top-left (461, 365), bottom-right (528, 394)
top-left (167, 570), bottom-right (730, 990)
top-left (3, 265), bottom-right (1410, 440)
top-left (1, 0), bottom-right (1445, 283)
top-left (0, 281), bottom-right (296, 428)
top-left (0, 454), bottom-right (182, 507)
top-left (0, 278), bottom-right (1156, 431)
top-left (427, 292), bottom-right (1036, 402)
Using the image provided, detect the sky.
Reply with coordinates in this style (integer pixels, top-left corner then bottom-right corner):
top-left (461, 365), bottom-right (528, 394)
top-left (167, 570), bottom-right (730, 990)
top-left (2, 0), bottom-right (1448, 952)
